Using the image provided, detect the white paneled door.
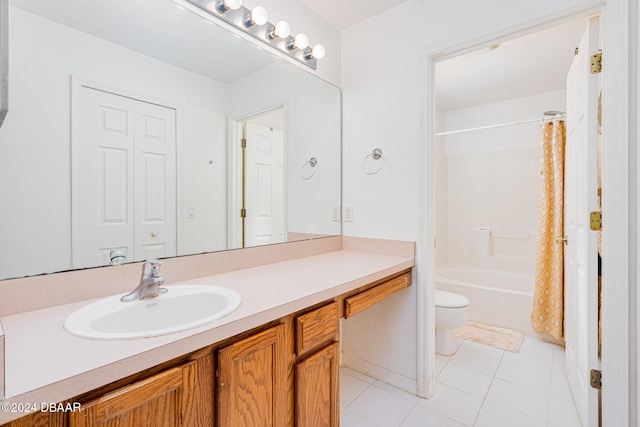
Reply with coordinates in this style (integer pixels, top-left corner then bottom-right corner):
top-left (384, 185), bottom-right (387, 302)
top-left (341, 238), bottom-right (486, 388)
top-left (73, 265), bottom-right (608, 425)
top-left (77, 87), bottom-right (176, 268)
top-left (244, 122), bottom-right (285, 247)
top-left (564, 17), bottom-right (600, 427)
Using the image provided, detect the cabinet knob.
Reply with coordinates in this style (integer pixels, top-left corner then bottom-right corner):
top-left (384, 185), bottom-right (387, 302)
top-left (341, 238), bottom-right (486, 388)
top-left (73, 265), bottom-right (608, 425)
top-left (151, 231), bottom-right (158, 237)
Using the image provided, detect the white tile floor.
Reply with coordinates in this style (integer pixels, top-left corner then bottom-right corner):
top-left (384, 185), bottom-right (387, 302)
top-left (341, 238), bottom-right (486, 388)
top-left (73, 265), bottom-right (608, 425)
top-left (340, 337), bottom-right (582, 427)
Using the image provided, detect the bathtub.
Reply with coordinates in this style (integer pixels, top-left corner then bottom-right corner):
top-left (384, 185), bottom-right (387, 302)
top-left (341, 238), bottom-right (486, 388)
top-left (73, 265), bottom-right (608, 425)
top-left (435, 264), bottom-right (535, 336)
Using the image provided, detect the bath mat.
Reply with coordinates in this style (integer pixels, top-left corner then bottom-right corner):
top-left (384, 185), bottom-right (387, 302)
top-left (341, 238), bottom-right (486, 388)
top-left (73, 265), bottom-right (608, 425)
top-left (454, 321), bottom-right (524, 353)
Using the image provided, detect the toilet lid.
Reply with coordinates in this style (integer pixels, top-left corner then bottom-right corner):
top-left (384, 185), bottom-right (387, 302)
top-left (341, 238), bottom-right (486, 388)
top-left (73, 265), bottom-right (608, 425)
top-left (435, 290), bottom-right (470, 308)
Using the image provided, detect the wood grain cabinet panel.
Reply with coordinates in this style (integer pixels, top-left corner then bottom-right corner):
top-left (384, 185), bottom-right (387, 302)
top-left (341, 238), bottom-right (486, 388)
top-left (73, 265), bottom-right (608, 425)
top-left (344, 272), bottom-right (412, 318)
top-left (295, 342), bottom-right (339, 427)
top-left (69, 362), bottom-right (198, 427)
top-left (295, 302), bottom-right (338, 356)
top-left (217, 324), bottom-right (288, 427)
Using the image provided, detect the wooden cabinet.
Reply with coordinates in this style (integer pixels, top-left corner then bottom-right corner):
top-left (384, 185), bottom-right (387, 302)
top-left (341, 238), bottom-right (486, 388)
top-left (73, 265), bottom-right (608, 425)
top-left (217, 324), bottom-right (288, 427)
top-left (295, 342), bottom-right (339, 427)
top-left (295, 302), bottom-right (339, 356)
top-left (344, 270), bottom-right (412, 318)
top-left (68, 358), bottom-right (212, 427)
top-left (294, 302), bottom-right (340, 427)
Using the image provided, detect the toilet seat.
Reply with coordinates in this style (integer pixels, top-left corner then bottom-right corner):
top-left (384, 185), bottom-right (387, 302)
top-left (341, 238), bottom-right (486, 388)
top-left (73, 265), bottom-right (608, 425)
top-left (435, 290), bottom-right (469, 308)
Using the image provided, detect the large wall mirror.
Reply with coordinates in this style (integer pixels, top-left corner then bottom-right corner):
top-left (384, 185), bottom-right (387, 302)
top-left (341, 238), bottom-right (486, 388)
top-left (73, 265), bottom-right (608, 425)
top-left (0, 0), bottom-right (341, 280)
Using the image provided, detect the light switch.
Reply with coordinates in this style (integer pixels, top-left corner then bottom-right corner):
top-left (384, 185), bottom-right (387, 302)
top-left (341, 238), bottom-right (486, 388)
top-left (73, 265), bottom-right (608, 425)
top-left (187, 206), bottom-right (196, 218)
top-left (344, 205), bottom-right (353, 222)
top-left (331, 206), bottom-right (340, 222)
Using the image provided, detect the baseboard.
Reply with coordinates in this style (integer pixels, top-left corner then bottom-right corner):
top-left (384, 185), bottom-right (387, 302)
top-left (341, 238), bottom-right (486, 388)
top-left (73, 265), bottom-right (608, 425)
top-left (341, 352), bottom-right (417, 396)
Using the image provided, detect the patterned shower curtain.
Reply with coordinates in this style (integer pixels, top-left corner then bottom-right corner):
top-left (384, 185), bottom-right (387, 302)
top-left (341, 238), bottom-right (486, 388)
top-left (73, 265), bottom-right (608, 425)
top-left (531, 120), bottom-right (566, 340)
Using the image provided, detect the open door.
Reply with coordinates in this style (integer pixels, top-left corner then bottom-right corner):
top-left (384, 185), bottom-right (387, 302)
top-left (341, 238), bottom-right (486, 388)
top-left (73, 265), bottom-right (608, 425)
top-left (564, 16), bottom-right (600, 426)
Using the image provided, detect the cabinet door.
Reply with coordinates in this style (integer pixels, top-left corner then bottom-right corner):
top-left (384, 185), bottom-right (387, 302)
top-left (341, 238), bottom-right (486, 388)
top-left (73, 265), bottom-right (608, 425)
top-left (295, 342), bottom-right (339, 427)
top-left (217, 324), bottom-right (288, 427)
top-left (69, 362), bottom-right (195, 427)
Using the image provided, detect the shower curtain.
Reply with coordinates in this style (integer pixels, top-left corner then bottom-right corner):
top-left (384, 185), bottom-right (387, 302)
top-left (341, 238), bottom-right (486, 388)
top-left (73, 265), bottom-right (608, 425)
top-left (531, 120), bottom-right (566, 340)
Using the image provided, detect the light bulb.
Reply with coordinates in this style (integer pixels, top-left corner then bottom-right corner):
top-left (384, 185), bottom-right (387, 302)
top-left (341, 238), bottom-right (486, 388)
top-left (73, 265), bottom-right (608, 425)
top-left (271, 20), bottom-right (291, 39)
top-left (310, 44), bottom-right (325, 59)
top-left (293, 33), bottom-right (309, 49)
top-left (246, 6), bottom-right (268, 26)
top-left (215, 0), bottom-right (241, 12)
top-left (222, 0), bottom-right (242, 10)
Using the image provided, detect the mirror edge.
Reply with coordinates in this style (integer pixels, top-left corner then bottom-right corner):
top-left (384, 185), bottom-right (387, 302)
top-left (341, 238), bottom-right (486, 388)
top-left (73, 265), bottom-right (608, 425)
top-left (0, 0), bottom-right (8, 128)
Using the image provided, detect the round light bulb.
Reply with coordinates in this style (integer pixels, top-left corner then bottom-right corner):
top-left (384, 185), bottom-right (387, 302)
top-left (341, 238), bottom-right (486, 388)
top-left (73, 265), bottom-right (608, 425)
top-left (311, 44), bottom-right (326, 59)
top-left (293, 33), bottom-right (309, 49)
top-left (250, 6), bottom-right (268, 26)
top-left (273, 21), bottom-right (291, 38)
top-left (222, 0), bottom-right (242, 10)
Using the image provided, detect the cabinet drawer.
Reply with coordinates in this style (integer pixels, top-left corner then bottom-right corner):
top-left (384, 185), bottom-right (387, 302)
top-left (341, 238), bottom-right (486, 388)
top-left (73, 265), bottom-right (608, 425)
top-left (344, 272), bottom-right (412, 318)
top-left (296, 302), bottom-right (339, 356)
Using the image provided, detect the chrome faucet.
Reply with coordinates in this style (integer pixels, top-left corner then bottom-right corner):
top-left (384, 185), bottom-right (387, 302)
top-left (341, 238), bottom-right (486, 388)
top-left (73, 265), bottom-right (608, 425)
top-left (121, 259), bottom-right (167, 302)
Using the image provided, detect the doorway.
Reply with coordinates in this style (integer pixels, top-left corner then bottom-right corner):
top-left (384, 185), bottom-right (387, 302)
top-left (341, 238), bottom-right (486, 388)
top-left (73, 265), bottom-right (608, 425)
top-left (233, 108), bottom-right (286, 248)
top-left (430, 15), bottom-right (601, 426)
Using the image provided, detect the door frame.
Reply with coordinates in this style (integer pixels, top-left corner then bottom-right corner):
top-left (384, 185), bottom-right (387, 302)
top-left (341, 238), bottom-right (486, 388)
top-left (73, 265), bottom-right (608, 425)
top-left (70, 76), bottom-right (183, 268)
top-left (419, 2), bottom-right (632, 426)
top-left (227, 102), bottom-right (288, 249)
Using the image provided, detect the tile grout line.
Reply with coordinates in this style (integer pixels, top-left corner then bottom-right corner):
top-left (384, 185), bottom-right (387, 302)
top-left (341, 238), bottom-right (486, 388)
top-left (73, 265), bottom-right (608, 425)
top-left (471, 348), bottom-right (506, 426)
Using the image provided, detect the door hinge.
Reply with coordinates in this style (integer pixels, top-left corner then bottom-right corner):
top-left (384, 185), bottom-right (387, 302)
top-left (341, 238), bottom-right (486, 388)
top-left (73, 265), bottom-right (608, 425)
top-left (590, 369), bottom-right (602, 390)
top-left (240, 208), bottom-right (246, 218)
top-left (590, 211), bottom-right (602, 231)
top-left (241, 138), bottom-right (247, 148)
top-left (591, 51), bottom-right (602, 74)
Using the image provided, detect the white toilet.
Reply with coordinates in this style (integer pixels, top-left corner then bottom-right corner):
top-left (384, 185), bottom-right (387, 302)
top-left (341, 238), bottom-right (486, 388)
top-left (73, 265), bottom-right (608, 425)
top-left (435, 290), bottom-right (470, 355)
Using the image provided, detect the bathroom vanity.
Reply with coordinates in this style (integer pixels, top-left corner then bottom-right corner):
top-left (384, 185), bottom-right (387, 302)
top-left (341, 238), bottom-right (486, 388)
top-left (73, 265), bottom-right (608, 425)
top-left (0, 237), bottom-right (414, 426)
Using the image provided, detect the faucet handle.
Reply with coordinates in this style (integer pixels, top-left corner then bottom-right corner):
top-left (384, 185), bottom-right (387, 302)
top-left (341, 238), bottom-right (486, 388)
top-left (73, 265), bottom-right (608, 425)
top-left (141, 259), bottom-right (163, 277)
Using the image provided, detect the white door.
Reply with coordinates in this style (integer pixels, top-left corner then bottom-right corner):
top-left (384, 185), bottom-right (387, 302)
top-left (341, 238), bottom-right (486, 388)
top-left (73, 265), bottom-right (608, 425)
top-left (79, 87), bottom-right (135, 268)
top-left (78, 87), bottom-right (176, 267)
top-left (244, 122), bottom-right (285, 247)
top-left (133, 100), bottom-right (177, 261)
top-left (564, 17), bottom-right (600, 427)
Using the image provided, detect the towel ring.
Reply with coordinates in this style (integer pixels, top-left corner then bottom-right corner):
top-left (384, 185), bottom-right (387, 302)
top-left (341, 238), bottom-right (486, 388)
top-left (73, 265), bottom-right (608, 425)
top-left (363, 148), bottom-right (384, 175)
top-left (300, 157), bottom-right (318, 180)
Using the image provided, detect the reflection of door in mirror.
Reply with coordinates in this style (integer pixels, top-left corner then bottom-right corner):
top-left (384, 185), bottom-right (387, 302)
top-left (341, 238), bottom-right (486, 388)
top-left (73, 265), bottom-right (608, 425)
top-left (74, 86), bottom-right (177, 269)
top-left (239, 109), bottom-right (285, 248)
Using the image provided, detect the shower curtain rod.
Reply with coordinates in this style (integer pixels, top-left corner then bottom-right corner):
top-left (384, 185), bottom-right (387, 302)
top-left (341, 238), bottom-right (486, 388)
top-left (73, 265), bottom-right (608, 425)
top-left (434, 114), bottom-right (566, 137)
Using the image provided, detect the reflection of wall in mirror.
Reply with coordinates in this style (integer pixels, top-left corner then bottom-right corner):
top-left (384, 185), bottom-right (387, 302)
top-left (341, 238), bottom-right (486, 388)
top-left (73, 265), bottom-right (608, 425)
top-left (229, 63), bottom-right (341, 239)
top-left (0, 8), bottom-right (228, 279)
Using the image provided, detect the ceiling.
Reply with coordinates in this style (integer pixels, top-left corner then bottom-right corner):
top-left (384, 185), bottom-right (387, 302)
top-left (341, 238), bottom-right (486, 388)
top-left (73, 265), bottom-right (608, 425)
top-left (300, 0), bottom-right (407, 30)
top-left (435, 19), bottom-right (589, 112)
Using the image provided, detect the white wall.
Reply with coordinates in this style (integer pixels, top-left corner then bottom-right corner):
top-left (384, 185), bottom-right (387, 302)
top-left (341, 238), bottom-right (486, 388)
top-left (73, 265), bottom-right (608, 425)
top-left (228, 62), bottom-right (341, 239)
top-left (341, 0), bottom-right (599, 393)
top-left (444, 91), bottom-right (565, 274)
top-left (434, 109), bottom-right (448, 268)
top-left (0, 8), bottom-right (229, 279)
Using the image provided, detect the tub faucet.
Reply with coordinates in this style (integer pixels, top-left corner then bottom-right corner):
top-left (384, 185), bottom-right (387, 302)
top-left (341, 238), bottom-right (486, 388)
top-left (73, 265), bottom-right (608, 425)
top-left (121, 259), bottom-right (167, 302)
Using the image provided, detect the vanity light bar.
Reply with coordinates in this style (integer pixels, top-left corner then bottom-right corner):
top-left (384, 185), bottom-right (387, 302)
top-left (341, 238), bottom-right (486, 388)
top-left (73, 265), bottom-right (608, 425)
top-left (186, 0), bottom-right (324, 69)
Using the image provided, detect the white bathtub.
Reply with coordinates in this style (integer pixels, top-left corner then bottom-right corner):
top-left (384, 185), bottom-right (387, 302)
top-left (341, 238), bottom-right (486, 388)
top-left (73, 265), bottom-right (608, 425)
top-left (435, 264), bottom-right (535, 336)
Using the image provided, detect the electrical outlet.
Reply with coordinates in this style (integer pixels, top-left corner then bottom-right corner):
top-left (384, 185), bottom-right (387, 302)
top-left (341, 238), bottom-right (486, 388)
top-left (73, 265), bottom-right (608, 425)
top-left (331, 206), bottom-right (340, 222)
top-left (344, 205), bottom-right (354, 222)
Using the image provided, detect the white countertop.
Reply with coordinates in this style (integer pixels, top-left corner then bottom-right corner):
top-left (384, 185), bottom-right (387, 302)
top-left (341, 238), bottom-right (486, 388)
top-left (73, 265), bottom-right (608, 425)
top-left (0, 245), bottom-right (413, 424)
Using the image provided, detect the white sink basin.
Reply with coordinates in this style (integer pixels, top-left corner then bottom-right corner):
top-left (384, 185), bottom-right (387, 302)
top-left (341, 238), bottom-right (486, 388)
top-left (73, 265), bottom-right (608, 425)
top-left (64, 285), bottom-right (242, 340)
